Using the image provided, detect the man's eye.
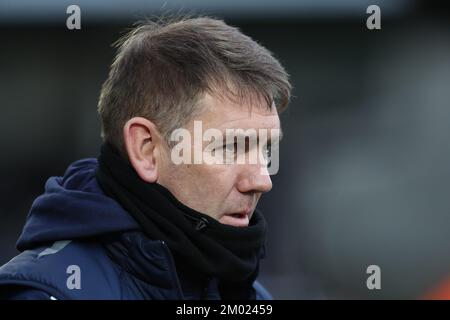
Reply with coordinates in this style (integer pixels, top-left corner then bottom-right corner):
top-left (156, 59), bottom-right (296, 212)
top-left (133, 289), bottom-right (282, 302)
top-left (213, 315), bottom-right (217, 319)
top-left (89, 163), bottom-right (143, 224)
top-left (224, 143), bottom-right (237, 154)
top-left (262, 143), bottom-right (272, 158)
top-left (262, 144), bottom-right (272, 166)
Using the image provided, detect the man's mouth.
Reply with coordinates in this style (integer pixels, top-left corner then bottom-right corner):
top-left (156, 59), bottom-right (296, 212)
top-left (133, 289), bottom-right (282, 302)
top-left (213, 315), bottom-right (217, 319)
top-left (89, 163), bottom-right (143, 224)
top-left (219, 209), bottom-right (252, 227)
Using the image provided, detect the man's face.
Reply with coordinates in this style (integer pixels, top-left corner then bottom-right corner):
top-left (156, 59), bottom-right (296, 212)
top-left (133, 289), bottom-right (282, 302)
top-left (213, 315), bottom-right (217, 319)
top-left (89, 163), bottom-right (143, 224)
top-left (156, 93), bottom-right (281, 227)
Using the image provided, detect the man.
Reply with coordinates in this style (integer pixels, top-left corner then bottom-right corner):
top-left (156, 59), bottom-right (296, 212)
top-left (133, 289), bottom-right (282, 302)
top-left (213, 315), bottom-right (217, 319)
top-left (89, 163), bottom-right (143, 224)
top-left (0, 16), bottom-right (291, 300)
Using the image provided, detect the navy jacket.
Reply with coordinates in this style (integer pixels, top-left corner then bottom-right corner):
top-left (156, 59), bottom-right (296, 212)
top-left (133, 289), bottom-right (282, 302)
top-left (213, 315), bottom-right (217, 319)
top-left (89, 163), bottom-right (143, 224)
top-left (0, 159), bottom-right (272, 300)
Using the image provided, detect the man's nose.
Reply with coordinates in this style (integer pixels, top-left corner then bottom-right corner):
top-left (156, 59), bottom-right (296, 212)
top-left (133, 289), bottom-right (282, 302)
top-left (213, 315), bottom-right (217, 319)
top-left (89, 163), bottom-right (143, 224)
top-left (236, 165), bottom-right (273, 194)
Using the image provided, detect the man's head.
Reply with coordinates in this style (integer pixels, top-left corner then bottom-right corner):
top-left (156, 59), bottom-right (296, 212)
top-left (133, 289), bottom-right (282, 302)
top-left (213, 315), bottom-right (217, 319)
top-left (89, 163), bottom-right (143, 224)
top-left (98, 16), bottom-right (291, 226)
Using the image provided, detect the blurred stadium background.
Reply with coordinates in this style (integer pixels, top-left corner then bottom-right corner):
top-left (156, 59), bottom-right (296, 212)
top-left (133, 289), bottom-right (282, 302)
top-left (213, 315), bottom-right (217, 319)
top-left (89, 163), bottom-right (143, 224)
top-left (1, 0), bottom-right (450, 299)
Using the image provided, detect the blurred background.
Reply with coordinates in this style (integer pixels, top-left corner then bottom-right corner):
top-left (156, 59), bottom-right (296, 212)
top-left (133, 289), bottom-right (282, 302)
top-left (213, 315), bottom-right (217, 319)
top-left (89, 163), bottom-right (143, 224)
top-left (1, 0), bottom-right (450, 299)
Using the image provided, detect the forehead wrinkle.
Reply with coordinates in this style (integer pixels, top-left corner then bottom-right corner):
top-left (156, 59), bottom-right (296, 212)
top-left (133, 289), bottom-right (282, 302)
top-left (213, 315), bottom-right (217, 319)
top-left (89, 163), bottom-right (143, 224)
top-left (211, 113), bottom-right (281, 130)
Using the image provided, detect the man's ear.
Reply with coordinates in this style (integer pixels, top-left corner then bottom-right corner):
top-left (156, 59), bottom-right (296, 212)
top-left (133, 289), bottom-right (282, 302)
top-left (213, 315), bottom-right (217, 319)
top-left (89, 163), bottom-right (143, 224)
top-left (123, 117), bottom-right (162, 183)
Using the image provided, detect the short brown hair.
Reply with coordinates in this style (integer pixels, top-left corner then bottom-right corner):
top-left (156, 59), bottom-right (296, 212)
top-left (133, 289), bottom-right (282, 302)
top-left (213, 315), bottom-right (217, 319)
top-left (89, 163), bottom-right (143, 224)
top-left (98, 15), bottom-right (291, 156)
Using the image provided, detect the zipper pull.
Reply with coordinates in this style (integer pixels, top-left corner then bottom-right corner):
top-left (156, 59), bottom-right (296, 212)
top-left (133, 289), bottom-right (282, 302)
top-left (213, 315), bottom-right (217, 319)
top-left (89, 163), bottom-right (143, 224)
top-left (195, 217), bottom-right (209, 232)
